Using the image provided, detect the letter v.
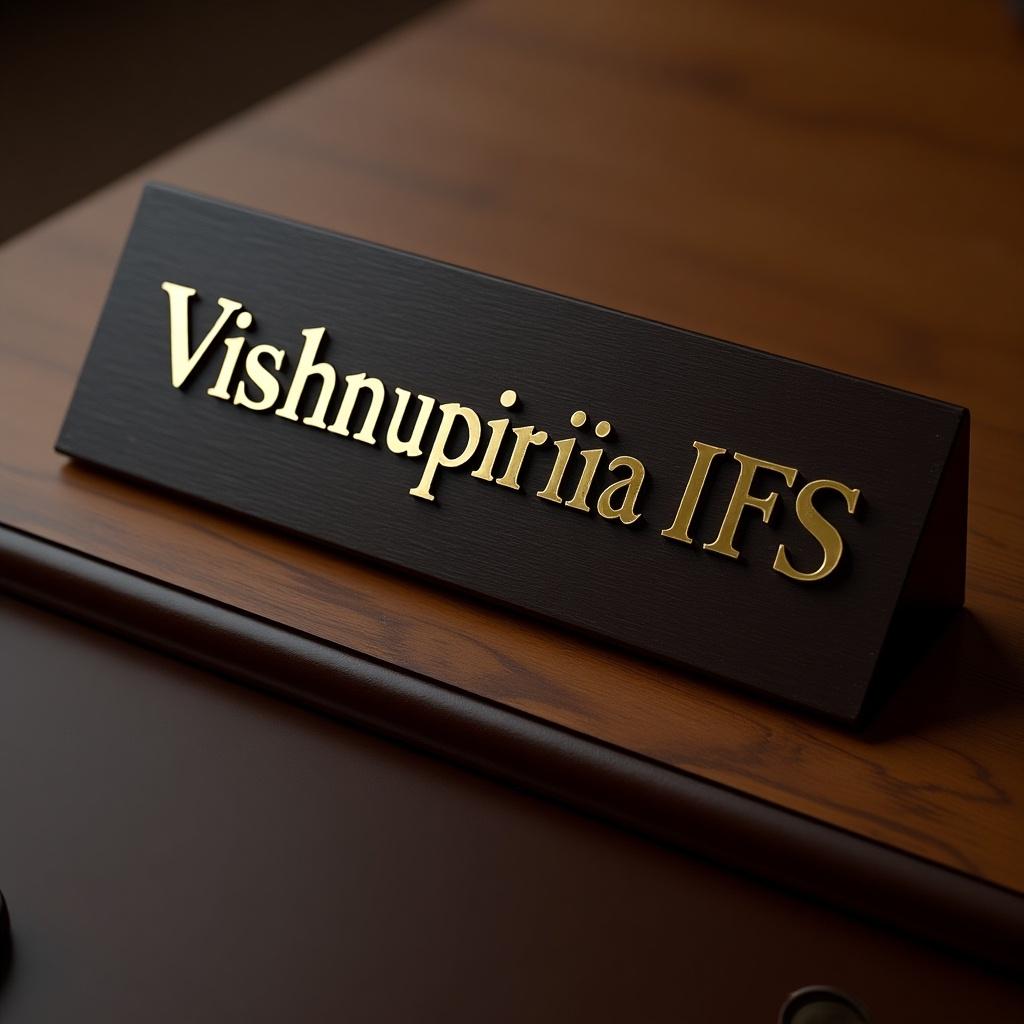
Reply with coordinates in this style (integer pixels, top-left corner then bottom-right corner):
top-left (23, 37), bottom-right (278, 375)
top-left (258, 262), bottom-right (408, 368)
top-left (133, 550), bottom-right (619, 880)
top-left (162, 281), bottom-right (244, 388)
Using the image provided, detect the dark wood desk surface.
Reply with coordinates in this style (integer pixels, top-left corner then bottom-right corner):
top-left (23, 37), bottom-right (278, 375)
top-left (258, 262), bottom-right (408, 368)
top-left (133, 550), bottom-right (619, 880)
top-left (2, 0), bottom-right (1021, 895)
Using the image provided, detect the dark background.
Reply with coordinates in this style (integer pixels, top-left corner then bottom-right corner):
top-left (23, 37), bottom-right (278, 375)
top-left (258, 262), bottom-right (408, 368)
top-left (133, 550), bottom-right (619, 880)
top-left (1, 0), bottom-right (441, 242)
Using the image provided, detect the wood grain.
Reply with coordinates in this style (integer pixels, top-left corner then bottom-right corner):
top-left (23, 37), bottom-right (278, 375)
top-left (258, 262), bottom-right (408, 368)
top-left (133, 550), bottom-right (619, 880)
top-left (1, 0), bottom-right (1022, 891)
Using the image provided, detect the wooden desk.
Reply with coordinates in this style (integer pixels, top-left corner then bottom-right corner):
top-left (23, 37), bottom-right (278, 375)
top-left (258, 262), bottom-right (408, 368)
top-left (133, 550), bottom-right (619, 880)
top-left (1, 0), bottom-right (1022, 1009)
top-left (3, 593), bottom-right (1022, 1021)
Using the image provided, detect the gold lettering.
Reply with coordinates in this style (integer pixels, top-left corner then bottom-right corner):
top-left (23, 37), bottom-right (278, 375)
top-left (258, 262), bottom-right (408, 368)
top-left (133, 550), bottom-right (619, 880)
top-left (565, 449), bottom-right (603, 512)
top-left (275, 328), bottom-right (335, 427)
top-left (536, 438), bottom-right (575, 503)
top-left (704, 452), bottom-right (797, 559)
top-left (496, 425), bottom-right (549, 490)
top-left (386, 387), bottom-right (435, 457)
top-left (661, 441), bottom-right (728, 544)
top-left (410, 402), bottom-right (482, 501)
top-left (234, 344), bottom-right (285, 411)
top-left (597, 456), bottom-right (645, 524)
top-left (472, 419), bottom-right (509, 481)
top-left (162, 282), bottom-right (243, 389)
top-left (168, 286), bottom-right (866, 586)
top-left (328, 372), bottom-right (386, 444)
top-left (207, 336), bottom-right (246, 401)
top-left (774, 479), bottom-right (860, 582)
top-left (472, 390), bottom-right (518, 482)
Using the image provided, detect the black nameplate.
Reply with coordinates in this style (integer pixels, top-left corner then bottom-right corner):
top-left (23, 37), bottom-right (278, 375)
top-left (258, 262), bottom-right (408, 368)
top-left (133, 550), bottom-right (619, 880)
top-left (57, 184), bottom-right (969, 721)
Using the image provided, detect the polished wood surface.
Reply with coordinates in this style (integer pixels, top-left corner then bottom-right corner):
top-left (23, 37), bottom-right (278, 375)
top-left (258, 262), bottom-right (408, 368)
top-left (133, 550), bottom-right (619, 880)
top-left (1, 0), bottom-right (1022, 891)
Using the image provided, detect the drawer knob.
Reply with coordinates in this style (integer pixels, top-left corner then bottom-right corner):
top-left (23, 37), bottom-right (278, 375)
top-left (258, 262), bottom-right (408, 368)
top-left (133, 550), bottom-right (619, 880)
top-left (780, 986), bottom-right (871, 1023)
top-left (0, 888), bottom-right (10, 979)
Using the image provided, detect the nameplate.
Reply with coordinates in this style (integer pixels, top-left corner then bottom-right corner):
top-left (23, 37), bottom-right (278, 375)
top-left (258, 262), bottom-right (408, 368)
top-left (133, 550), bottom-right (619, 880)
top-left (58, 184), bottom-right (969, 721)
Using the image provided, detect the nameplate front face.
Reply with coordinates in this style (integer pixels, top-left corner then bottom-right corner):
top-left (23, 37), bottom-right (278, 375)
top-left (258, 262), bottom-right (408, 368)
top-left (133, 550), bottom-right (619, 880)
top-left (58, 184), bottom-right (969, 721)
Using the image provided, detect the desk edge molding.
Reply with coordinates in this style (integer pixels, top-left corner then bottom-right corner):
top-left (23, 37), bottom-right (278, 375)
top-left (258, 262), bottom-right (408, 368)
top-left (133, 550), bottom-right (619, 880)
top-left (1, 522), bottom-right (1020, 976)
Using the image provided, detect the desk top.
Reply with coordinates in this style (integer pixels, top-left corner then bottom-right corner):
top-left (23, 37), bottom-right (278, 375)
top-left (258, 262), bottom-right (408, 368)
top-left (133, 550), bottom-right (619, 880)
top-left (1, 0), bottom-right (1022, 895)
